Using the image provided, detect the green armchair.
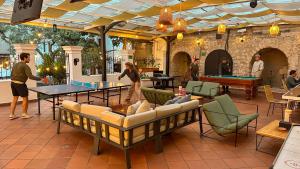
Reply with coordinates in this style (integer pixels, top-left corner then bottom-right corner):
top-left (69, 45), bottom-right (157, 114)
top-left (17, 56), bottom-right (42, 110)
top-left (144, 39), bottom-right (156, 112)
top-left (185, 81), bottom-right (203, 94)
top-left (141, 87), bottom-right (175, 106)
top-left (201, 94), bottom-right (258, 146)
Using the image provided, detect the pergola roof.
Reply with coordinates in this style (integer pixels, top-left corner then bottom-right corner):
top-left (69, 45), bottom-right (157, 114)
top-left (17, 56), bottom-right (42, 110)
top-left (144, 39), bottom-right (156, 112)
top-left (0, 0), bottom-right (300, 39)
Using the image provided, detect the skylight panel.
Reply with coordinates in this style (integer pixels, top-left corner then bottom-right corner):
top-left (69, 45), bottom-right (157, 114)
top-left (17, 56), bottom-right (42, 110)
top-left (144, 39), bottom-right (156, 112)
top-left (90, 6), bottom-right (121, 17)
top-left (80, 4), bottom-right (103, 14)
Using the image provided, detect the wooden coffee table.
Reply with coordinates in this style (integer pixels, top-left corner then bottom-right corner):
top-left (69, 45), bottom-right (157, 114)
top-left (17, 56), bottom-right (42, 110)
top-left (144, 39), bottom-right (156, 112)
top-left (256, 120), bottom-right (288, 153)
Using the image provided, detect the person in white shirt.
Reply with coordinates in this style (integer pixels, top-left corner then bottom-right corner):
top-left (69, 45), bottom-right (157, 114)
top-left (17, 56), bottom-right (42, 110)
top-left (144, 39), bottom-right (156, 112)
top-left (251, 54), bottom-right (264, 78)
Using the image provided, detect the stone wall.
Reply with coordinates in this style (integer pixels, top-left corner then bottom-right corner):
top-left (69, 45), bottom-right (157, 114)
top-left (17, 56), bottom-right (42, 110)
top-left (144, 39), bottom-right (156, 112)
top-left (170, 25), bottom-right (300, 76)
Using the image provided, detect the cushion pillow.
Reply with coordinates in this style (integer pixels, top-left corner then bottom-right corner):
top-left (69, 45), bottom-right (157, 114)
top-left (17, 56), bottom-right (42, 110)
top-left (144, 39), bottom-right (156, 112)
top-left (127, 101), bottom-right (142, 115)
top-left (175, 94), bottom-right (191, 104)
top-left (164, 96), bottom-right (181, 105)
top-left (135, 100), bottom-right (151, 114)
top-left (81, 104), bottom-right (112, 119)
top-left (62, 100), bottom-right (80, 112)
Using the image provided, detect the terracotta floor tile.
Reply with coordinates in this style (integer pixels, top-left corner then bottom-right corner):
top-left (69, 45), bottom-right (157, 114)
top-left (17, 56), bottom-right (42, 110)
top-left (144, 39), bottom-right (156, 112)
top-left (16, 151), bottom-right (39, 160)
top-left (204, 159), bottom-right (229, 169)
top-left (167, 161), bottom-right (188, 169)
top-left (5, 159), bottom-right (30, 169)
top-left (223, 158), bottom-right (248, 168)
top-left (181, 152), bottom-right (201, 161)
top-left (198, 151), bottom-right (220, 160)
top-left (163, 152), bottom-right (184, 162)
top-left (186, 160), bottom-right (210, 169)
top-left (25, 159), bottom-right (51, 169)
top-left (241, 157), bottom-right (267, 168)
top-left (0, 160), bottom-right (10, 168)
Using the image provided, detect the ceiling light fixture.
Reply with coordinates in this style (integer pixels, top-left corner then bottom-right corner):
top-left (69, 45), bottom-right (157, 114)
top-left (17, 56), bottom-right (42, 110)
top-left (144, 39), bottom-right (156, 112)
top-left (217, 24), bottom-right (226, 34)
top-left (250, 0), bottom-right (257, 8)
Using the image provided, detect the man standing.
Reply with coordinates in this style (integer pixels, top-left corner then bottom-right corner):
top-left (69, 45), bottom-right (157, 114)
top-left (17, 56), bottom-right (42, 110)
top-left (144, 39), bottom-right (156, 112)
top-left (190, 58), bottom-right (199, 81)
top-left (118, 62), bottom-right (140, 103)
top-left (10, 53), bottom-right (44, 119)
top-left (251, 54), bottom-right (264, 78)
top-left (219, 59), bottom-right (232, 93)
top-left (286, 70), bottom-right (300, 90)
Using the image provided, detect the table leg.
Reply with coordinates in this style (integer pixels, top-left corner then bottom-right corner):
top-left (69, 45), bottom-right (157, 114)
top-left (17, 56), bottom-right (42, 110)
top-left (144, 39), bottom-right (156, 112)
top-left (88, 91), bottom-right (90, 104)
top-left (119, 87), bottom-right (121, 104)
top-left (75, 93), bottom-right (78, 102)
top-left (245, 87), bottom-right (251, 100)
top-left (52, 96), bottom-right (56, 120)
top-left (106, 89), bottom-right (109, 107)
top-left (102, 90), bottom-right (105, 102)
top-left (37, 94), bottom-right (41, 115)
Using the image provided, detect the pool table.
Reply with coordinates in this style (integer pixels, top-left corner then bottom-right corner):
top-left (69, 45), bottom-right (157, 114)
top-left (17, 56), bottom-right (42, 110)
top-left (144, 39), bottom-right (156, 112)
top-left (200, 75), bottom-right (262, 99)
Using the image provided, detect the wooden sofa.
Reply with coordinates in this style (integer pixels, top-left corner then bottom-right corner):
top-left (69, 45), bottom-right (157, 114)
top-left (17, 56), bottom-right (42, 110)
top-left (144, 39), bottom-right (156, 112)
top-left (57, 100), bottom-right (201, 169)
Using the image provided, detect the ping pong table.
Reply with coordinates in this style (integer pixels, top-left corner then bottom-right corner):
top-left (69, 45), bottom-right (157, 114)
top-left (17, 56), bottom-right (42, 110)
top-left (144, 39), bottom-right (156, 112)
top-left (29, 81), bottom-right (130, 120)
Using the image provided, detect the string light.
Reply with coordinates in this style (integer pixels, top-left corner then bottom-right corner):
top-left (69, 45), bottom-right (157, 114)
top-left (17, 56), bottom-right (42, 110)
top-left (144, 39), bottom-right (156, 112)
top-left (46, 67), bottom-right (50, 71)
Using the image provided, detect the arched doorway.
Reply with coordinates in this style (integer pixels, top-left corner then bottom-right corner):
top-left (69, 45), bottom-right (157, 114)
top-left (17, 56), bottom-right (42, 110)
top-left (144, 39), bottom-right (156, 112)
top-left (205, 49), bottom-right (233, 76)
top-left (250, 48), bottom-right (288, 88)
top-left (171, 52), bottom-right (192, 79)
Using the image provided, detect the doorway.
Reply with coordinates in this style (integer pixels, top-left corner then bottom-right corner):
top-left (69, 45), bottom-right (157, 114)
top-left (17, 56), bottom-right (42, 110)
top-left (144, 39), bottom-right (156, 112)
top-left (205, 49), bottom-right (233, 76)
top-left (171, 52), bottom-right (191, 80)
top-left (250, 48), bottom-right (288, 88)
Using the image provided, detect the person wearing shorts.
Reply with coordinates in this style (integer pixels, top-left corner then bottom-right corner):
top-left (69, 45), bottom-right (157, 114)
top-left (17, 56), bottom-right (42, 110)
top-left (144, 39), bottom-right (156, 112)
top-left (10, 53), bottom-right (43, 120)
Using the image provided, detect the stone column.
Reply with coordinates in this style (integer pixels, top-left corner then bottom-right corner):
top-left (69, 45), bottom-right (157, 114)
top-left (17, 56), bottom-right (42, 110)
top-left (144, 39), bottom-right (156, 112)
top-left (62, 46), bottom-right (83, 83)
top-left (13, 44), bottom-right (37, 100)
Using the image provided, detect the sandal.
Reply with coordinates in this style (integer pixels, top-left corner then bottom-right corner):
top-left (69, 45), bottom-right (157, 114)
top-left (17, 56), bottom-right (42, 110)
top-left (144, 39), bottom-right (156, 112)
top-left (9, 114), bottom-right (19, 120)
top-left (21, 114), bottom-right (33, 119)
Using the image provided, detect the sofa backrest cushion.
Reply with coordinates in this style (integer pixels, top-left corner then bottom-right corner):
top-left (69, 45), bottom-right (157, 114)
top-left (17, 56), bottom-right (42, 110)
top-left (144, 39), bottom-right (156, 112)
top-left (127, 101), bottom-right (142, 115)
top-left (155, 104), bottom-right (181, 118)
top-left (155, 89), bottom-right (175, 105)
top-left (135, 100), bottom-right (151, 114)
top-left (186, 81), bottom-right (203, 93)
top-left (62, 100), bottom-right (80, 112)
top-left (99, 111), bottom-right (124, 126)
top-left (123, 110), bottom-right (156, 128)
top-left (199, 82), bottom-right (219, 96)
top-left (141, 87), bottom-right (156, 104)
top-left (179, 100), bottom-right (199, 112)
top-left (214, 94), bottom-right (240, 123)
top-left (203, 101), bottom-right (230, 128)
top-left (81, 104), bottom-right (112, 118)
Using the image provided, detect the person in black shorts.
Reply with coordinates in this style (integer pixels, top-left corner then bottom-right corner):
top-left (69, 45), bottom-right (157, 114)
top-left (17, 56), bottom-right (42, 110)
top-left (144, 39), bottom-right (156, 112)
top-left (10, 53), bottom-right (46, 119)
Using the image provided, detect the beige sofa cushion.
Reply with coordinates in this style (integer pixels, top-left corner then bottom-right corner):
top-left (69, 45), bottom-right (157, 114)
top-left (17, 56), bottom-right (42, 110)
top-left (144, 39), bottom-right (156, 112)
top-left (62, 100), bottom-right (80, 112)
top-left (135, 100), bottom-right (151, 114)
top-left (127, 101), bottom-right (142, 115)
top-left (62, 100), bottom-right (81, 123)
top-left (180, 100), bottom-right (199, 112)
top-left (177, 100), bottom-right (199, 125)
top-left (123, 110), bottom-right (156, 140)
top-left (81, 104), bottom-right (112, 118)
top-left (155, 104), bottom-right (181, 118)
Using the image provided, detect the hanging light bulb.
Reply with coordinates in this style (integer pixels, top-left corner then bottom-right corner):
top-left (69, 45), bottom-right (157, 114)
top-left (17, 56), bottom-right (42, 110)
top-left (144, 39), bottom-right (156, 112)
top-left (159, 7), bottom-right (173, 25)
top-left (177, 33), bottom-right (183, 40)
top-left (156, 21), bottom-right (167, 32)
top-left (269, 24), bottom-right (280, 36)
top-left (218, 24), bottom-right (226, 34)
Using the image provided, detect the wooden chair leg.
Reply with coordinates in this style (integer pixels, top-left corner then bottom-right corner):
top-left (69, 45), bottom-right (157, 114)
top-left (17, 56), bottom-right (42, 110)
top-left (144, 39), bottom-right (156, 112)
top-left (281, 104), bottom-right (284, 120)
top-left (124, 149), bottom-right (131, 169)
top-left (271, 103), bottom-right (275, 115)
top-left (56, 121), bottom-right (61, 134)
top-left (267, 103), bottom-right (271, 117)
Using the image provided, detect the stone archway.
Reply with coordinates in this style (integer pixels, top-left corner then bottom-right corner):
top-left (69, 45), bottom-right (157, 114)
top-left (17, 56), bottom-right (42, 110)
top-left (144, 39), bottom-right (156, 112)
top-left (171, 52), bottom-right (192, 79)
top-left (205, 49), bottom-right (233, 76)
top-left (250, 48), bottom-right (288, 88)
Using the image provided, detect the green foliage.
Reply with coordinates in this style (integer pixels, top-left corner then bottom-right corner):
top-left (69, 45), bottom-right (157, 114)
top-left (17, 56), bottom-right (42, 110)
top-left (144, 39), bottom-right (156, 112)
top-left (109, 36), bottom-right (123, 48)
top-left (37, 49), bottom-right (66, 84)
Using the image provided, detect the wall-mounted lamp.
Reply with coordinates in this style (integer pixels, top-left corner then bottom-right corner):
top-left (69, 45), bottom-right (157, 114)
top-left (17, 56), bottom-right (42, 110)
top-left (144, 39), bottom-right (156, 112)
top-left (74, 58), bottom-right (79, 66)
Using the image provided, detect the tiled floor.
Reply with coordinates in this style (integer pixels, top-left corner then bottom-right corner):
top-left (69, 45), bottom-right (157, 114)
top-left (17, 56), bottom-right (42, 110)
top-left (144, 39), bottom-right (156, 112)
top-left (0, 89), bottom-right (285, 169)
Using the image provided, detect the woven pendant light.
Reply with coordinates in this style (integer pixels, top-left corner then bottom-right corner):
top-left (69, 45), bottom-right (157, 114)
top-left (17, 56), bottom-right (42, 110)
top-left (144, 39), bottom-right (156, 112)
top-left (156, 21), bottom-right (167, 32)
top-left (173, 17), bottom-right (187, 33)
top-left (269, 24), bottom-right (280, 36)
top-left (159, 7), bottom-right (173, 25)
top-left (217, 24), bottom-right (226, 34)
